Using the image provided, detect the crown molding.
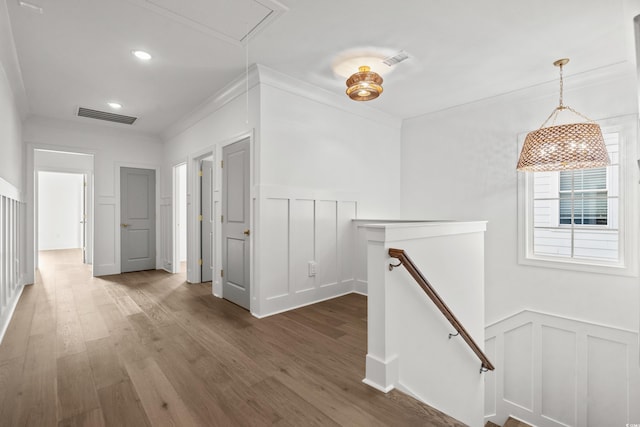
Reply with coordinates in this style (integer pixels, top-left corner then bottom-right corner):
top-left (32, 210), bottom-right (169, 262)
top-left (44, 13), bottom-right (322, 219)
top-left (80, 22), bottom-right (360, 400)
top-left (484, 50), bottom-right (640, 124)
top-left (255, 64), bottom-right (401, 130)
top-left (162, 64), bottom-right (260, 141)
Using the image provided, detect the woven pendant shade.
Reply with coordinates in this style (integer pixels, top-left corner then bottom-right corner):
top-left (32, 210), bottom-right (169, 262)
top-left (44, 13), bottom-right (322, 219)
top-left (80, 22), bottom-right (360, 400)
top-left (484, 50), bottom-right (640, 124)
top-left (516, 58), bottom-right (610, 172)
top-left (517, 122), bottom-right (609, 171)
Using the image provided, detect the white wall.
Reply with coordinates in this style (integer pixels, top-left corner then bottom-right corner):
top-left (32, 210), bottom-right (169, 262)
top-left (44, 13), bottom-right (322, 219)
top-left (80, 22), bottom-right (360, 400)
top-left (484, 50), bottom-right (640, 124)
top-left (37, 171), bottom-right (84, 250)
top-left (364, 221), bottom-right (487, 427)
top-left (24, 117), bottom-right (163, 279)
top-left (162, 64), bottom-right (402, 317)
top-left (0, 0), bottom-right (24, 193)
top-left (401, 65), bottom-right (640, 332)
top-left (0, 0), bottom-right (27, 343)
top-left (255, 66), bottom-right (402, 316)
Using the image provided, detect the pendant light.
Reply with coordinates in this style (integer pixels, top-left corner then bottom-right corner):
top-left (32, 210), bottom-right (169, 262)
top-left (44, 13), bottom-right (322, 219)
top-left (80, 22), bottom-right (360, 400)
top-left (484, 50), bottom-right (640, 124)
top-left (346, 66), bottom-right (383, 101)
top-left (516, 59), bottom-right (610, 172)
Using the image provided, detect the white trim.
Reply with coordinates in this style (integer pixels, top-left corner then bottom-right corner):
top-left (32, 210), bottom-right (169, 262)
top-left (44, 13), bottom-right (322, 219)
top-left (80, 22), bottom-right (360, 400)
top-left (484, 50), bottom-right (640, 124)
top-left (0, 177), bottom-right (20, 201)
top-left (0, 283), bottom-right (24, 345)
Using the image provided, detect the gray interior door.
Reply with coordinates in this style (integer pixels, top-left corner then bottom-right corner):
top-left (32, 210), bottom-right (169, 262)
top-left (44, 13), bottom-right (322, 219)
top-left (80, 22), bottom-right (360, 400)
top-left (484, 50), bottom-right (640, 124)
top-left (222, 139), bottom-right (250, 310)
top-left (201, 159), bottom-right (213, 282)
top-left (120, 167), bottom-right (156, 273)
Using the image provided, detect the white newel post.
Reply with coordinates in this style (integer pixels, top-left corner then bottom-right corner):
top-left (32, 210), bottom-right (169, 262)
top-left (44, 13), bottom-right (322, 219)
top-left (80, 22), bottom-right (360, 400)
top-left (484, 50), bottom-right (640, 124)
top-left (362, 229), bottom-right (399, 392)
top-left (362, 221), bottom-right (488, 427)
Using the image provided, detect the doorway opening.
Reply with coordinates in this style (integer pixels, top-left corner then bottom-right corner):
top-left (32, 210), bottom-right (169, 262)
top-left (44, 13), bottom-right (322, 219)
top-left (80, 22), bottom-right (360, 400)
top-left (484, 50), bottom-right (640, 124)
top-left (38, 171), bottom-right (86, 260)
top-left (34, 149), bottom-right (94, 275)
top-left (173, 163), bottom-right (187, 274)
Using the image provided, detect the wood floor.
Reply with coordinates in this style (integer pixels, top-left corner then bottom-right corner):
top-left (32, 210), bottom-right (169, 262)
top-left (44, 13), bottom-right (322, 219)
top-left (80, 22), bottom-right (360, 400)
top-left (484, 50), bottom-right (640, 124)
top-left (0, 249), bottom-right (465, 426)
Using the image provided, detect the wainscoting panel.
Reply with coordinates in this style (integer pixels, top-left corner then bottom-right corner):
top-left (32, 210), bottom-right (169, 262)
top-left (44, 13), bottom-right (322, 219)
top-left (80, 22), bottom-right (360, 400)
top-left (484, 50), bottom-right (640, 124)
top-left (316, 200), bottom-right (338, 288)
top-left (541, 326), bottom-right (577, 426)
top-left (586, 336), bottom-right (627, 427)
top-left (503, 322), bottom-right (534, 410)
top-left (292, 199), bottom-right (315, 294)
top-left (485, 311), bottom-right (640, 427)
top-left (262, 197), bottom-right (290, 300)
top-left (338, 201), bottom-right (356, 288)
top-left (0, 179), bottom-right (25, 344)
top-left (256, 186), bottom-right (358, 317)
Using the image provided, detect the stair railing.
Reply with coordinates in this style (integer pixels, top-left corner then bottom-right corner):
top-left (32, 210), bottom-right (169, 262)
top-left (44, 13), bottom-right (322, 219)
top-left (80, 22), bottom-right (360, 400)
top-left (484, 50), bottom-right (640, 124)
top-left (388, 248), bottom-right (495, 373)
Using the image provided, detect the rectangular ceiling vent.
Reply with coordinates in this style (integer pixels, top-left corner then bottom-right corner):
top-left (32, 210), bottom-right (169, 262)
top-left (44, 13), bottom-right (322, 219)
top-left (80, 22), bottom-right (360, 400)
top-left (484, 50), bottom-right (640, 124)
top-left (383, 51), bottom-right (410, 66)
top-left (77, 107), bottom-right (137, 125)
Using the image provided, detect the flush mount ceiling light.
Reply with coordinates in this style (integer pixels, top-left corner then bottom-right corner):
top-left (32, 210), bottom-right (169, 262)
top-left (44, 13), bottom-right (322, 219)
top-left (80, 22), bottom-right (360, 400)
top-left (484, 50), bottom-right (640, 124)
top-left (107, 102), bottom-right (122, 109)
top-left (517, 58), bottom-right (610, 172)
top-left (346, 66), bottom-right (383, 101)
top-left (132, 50), bottom-right (152, 61)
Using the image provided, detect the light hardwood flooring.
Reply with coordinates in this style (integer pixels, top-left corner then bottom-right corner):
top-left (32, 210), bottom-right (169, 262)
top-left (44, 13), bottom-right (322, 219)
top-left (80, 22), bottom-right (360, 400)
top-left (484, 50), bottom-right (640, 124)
top-left (0, 249), bottom-right (464, 426)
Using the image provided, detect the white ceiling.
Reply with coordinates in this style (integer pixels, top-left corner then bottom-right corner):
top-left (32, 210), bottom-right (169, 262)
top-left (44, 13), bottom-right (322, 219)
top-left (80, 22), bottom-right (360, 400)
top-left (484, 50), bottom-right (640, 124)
top-left (6, 0), bottom-right (638, 135)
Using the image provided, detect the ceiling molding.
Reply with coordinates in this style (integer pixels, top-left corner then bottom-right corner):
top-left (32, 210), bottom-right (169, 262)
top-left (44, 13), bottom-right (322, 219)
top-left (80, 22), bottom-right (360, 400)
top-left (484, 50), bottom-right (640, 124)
top-left (405, 60), bottom-right (638, 121)
top-left (162, 64), bottom-right (260, 140)
top-left (256, 64), bottom-right (402, 130)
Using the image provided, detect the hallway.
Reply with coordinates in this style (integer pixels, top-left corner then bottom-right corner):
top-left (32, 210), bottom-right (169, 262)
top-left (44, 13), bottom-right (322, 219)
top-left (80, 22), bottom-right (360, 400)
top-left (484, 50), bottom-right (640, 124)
top-left (0, 250), bottom-right (463, 426)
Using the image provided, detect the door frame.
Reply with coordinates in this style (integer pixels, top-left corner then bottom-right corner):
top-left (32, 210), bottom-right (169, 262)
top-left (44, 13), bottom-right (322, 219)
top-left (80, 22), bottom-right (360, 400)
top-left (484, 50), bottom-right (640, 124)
top-left (172, 161), bottom-right (188, 274)
top-left (115, 162), bottom-right (161, 274)
top-left (188, 150), bottom-right (214, 285)
top-left (183, 131), bottom-right (254, 311)
top-left (29, 145), bottom-right (95, 282)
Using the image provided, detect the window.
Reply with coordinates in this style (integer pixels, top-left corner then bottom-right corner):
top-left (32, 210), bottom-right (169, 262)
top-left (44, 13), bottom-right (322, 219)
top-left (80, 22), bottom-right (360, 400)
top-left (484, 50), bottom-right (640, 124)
top-left (518, 117), bottom-right (637, 275)
top-left (559, 168), bottom-right (608, 226)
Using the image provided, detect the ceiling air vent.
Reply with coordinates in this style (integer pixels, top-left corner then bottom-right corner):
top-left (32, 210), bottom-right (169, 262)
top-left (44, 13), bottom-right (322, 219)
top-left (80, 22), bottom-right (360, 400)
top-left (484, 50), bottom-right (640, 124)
top-left (383, 51), bottom-right (410, 66)
top-left (77, 107), bottom-right (137, 125)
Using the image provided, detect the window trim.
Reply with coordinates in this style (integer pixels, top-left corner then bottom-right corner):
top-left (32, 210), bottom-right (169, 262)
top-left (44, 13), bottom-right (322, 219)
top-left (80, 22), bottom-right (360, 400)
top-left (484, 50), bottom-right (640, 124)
top-left (517, 115), bottom-right (639, 277)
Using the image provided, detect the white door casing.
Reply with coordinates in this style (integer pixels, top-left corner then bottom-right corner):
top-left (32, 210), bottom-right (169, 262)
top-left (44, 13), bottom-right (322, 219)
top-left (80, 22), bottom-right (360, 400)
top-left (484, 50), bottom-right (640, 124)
top-left (201, 160), bottom-right (213, 282)
top-left (120, 167), bottom-right (156, 273)
top-left (222, 139), bottom-right (250, 309)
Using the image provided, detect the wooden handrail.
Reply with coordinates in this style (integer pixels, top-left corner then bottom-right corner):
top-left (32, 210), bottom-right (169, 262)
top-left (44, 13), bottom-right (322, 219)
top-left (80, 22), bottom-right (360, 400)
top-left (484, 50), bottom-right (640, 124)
top-left (388, 248), bottom-right (495, 372)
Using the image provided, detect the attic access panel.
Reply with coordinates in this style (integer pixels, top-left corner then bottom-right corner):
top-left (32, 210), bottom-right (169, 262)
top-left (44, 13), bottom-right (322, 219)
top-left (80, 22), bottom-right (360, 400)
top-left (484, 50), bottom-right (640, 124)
top-left (135, 0), bottom-right (277, 43)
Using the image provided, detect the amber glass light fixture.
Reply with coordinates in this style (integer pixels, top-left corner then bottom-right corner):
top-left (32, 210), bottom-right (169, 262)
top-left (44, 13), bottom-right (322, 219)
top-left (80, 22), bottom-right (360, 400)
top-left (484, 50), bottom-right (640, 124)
top-left (346, 66), bottom-right (383, 101)
top-left (516, 59), bottom-right (610, 172)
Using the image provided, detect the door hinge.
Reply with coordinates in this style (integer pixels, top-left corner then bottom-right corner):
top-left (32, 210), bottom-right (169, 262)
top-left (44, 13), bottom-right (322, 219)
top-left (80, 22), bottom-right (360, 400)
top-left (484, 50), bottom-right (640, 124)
top-left (220, 269), bottom-right (224, 277)
top-left (198, 170), bottom-right (203, 177)
top-left (198, 259), bottom-right (203, 266)
top-left (220, 160), bottom-right (224, 168)
top-left (198, 214), bottom-right (203, 221)
top-left (221, 215), bottom-right (224, 223)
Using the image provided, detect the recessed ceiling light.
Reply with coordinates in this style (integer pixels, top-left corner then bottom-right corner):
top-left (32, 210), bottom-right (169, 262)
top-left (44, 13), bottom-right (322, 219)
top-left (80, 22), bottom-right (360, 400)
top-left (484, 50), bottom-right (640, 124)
top-left (107, 102), bottom-right (122, 109)
top-left (19, 1), bottom-right (43, 13)
top-left (132, 50), bottom-right (152, 61)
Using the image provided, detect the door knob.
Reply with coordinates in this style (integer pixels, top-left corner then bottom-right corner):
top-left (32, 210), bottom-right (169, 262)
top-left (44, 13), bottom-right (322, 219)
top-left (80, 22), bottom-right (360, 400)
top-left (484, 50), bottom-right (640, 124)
top-left (121, 223), bottom-right (130, 228)
top-left (243, 229), bottom-right (250, 236)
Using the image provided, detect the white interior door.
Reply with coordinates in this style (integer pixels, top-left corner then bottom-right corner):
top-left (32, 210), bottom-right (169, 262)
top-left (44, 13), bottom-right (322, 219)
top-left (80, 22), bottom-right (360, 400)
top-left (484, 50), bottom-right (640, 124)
top-left (201, 160), bottom-right (213, 282)
top-left (120, 167), bottom-right (156, 272)
top-left (222, 139), bottom-right (250, 310)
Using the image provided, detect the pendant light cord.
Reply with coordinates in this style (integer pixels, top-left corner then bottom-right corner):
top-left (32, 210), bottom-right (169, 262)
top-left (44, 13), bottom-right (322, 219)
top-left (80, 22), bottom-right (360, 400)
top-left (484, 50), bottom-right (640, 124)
top-left (537, 61), bottom-right (594, 129)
